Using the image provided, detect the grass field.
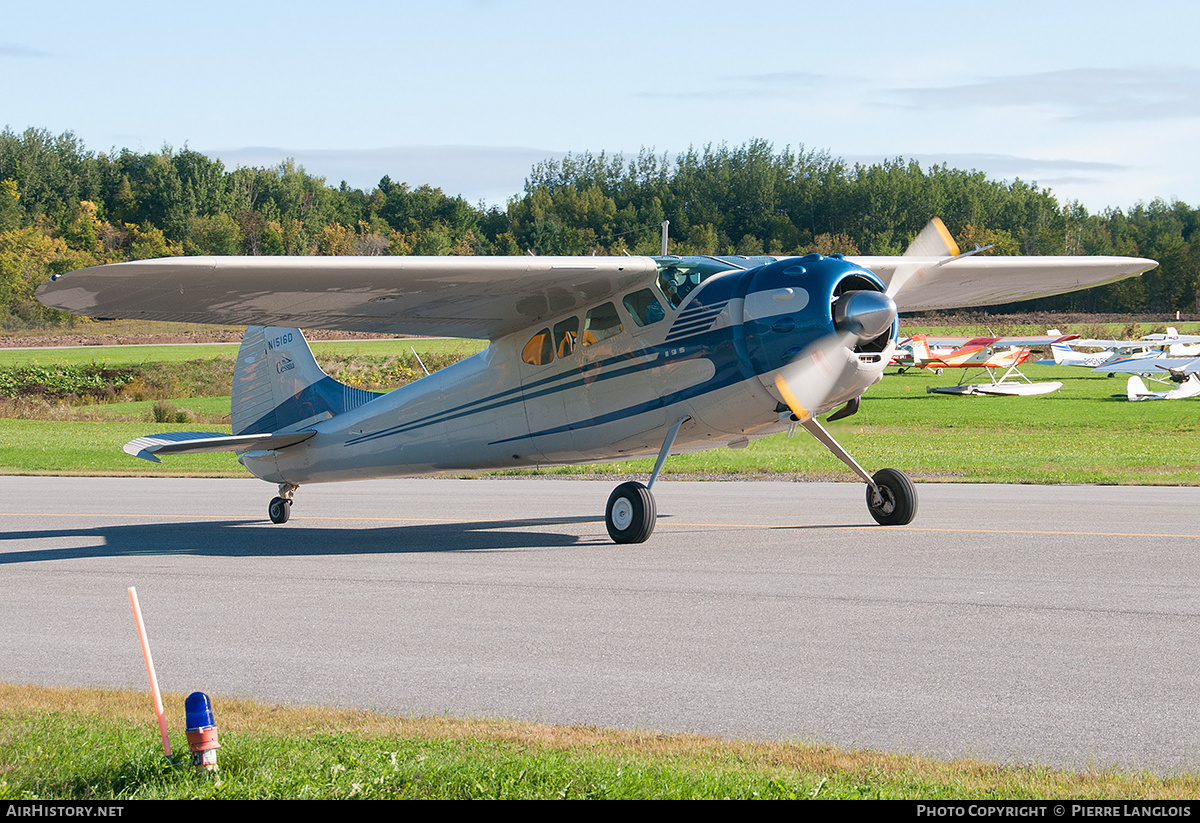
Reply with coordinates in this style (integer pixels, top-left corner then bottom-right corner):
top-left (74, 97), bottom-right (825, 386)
top-left (0, 336), bottom-right (486, 367)
top-left (2, 684), bottom-right (1195, 800)
top-left (0, 344), bottom-right (1196, 484)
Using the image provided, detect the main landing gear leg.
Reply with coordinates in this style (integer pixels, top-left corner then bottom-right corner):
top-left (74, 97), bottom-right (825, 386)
top-left (605, 416), bottom-right (689, 544)
top-left (799, 418), bottom-right (918, 526)
top-left (268, 482), bottom-right (299, 524)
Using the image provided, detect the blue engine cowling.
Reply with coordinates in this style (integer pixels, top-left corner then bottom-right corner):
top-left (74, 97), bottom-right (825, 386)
top-left (736, 254), bottom-right (898, 413)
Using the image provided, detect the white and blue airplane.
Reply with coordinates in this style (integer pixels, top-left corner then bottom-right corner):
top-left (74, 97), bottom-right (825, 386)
top-left (35, 219), bottom-right (1155, 542)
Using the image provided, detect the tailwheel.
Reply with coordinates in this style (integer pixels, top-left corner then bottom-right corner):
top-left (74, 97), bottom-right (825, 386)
top-left (866, 468), bottom-right (917, 526)
top-left (268, 496), bottom-right (291, 524)
top-left (605, 481), bottom-right (656, 544)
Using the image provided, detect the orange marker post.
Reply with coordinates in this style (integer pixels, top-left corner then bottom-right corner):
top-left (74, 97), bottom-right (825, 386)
top-left (128, 586), bottom-right (171, 757)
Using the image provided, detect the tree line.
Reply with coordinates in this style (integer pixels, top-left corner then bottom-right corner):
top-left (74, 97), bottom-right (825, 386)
top-left (1, 127), bottom-right (1196, 327)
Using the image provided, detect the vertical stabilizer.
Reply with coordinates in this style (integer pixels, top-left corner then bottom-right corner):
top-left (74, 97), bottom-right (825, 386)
top-left (232, 326), bottom-right (383, 434)
top-left (1126, 375), bottom-right (1151, 401)
top-left (909, 334), bottom-right (932, 363)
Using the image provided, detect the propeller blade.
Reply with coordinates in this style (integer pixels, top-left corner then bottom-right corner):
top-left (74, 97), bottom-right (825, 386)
top-left (773, 331), bottom-right (857, 422)
top-left (886, 217), bottom-right (960, 298)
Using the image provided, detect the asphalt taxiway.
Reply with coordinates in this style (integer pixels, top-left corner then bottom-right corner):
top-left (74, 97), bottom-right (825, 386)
top-left (2, 475), bottom-right (1197, 772)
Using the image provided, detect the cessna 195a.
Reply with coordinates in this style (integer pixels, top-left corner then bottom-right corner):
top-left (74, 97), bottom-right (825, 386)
top-left (35, 219), bottom-right (1155, 542)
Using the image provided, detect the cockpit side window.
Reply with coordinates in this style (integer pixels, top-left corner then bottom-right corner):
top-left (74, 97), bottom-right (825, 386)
top-left (583, 302), bottom-right (623, 346)
top-left (622, 289), bottom-right (665, 327)
top-left (522, 328), bottom-right (554, 365)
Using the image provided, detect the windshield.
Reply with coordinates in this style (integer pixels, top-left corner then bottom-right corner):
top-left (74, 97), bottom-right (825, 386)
top-left (653, 255), bottom-right (777, 309)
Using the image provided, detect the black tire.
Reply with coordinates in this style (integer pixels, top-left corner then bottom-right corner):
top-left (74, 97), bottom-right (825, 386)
top-left (605, 481), bottom-right (656, 543)
top-left (866, 468), bottom-right (917, 526)
top-left (268, 496), bottom-right (291, 524)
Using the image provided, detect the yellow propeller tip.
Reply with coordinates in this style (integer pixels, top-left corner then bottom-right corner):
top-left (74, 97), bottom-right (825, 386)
top-left (931, 217), bottom-right (960, 257)
top-left (773, 373), bottom-right (810, 421)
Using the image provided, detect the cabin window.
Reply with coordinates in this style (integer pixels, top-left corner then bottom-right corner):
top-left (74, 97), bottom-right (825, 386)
top-left (522, 328), bottom-right (554, 365)
top-left (583, 302), bottom-right (623, 346)
top-left (622, 289), bottom-right (665, 327)
top-left (554, 316), bottom-right (579, 359)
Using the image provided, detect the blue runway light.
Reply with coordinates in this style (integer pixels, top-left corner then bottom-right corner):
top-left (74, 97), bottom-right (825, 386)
top-left (184, 691), bottom-right (220, 772)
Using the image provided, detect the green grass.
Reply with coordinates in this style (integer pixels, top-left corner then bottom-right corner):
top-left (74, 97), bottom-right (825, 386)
top-left (2, 685), bottom-right (1195, 800)
top-left (0, 418), bottom-right (245, 475)
top-left (0, 337), bottom-right (485, 367)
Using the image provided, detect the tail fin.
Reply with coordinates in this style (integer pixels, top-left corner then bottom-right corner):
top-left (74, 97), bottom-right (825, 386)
top-left (1126, 375), bottom-right (1151, 401)
top-left (232, 326), bottom-right (384, 434)
top-left (1050, 342), bottom-right (1072, 364)
top-left (908, 334), bottom-right (932, 362)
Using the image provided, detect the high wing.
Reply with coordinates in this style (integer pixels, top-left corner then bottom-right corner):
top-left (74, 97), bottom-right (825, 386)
top-left (1143, 330), bottom-right (1200, 344)
top-left (1095, 356), bottom-right (1200, 376)
top-left (849, 255), bottom-right (1154, 313)
top-left (36, 252), bottom-right (1155, 337)
top-left (35, 256), bottom-right (659, 341)
top-left (1058, 338), bottom-right (1160, 350)
top-left (918, 333), bottom-right (1078, 348)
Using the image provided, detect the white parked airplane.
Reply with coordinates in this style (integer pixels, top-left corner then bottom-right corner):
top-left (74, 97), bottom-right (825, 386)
top-left (36, 219), bottom-right (1155, 542)
top-left (1040, 337), bottom-right (1161, 370)
top-left (1142, 328), bottom-right (1200, 357)
top-left (1094, 356), bottom-right (1200, 400)
top-left (1039, 327), bottom-right (1200, 372)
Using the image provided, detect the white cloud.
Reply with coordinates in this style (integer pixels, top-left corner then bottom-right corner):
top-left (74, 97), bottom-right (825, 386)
top-left (884, 68), bottom-right (1200, 123)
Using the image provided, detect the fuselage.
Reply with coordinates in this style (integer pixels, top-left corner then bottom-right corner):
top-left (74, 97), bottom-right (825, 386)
top-left (240, 254), bottom-right (897, 485)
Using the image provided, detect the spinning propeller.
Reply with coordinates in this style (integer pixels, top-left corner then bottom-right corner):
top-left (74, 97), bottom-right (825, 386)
top-left (773, 217), bottom-right (960, 423)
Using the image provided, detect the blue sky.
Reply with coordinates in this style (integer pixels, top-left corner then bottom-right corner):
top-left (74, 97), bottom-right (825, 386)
top-left (5, 0), bottom-right (1199, 212)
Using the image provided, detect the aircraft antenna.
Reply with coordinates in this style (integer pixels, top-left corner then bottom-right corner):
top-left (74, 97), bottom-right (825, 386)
top-left (411, 347), bottom-right (431, 377)
top-left (661, 220), bottom-right (669, 256)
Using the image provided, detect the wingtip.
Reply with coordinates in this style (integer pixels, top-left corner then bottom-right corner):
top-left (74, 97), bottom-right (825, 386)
top-left (122, 441), bottom-right (162, 463)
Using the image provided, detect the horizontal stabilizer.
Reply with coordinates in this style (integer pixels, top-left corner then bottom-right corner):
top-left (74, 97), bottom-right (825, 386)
top-left (123, 430), bottom-right (316, 463)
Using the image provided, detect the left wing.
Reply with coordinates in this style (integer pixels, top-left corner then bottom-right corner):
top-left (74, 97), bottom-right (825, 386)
top-left (850, 255), bottom-right (1156, 312)
top-left (36, 256), bottom-right (659, 341)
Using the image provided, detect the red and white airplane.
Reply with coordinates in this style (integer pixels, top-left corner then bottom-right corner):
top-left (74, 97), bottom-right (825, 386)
top-left (892, 333), bottom-right (1078, 395)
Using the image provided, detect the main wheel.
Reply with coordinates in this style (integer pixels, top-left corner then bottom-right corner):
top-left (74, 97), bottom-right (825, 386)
top-left (268, 496), bottom-right (291, 524)
top-left (605, 481), bottom-right (656, 543)
top-left (866, 468), bottom-right (917, 526)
